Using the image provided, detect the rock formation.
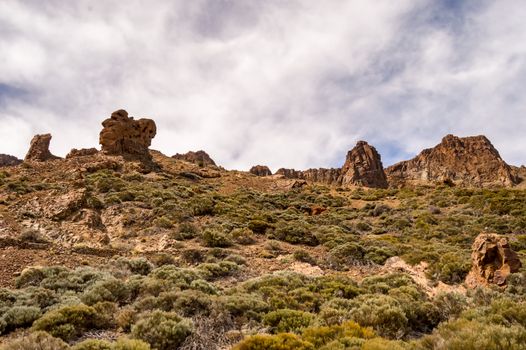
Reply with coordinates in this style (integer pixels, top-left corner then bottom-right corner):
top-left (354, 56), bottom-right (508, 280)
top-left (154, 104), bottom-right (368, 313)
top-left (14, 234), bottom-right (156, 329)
top-left (340, 141), bottom-right (388, 188)
top-left (24, 134), bottom-right (60, 161)
top-left (249, 165), bottom-right (272, 176)
top-left (275, 141), bottom-right (387, 188)
top-left (66, 148), bottom-right (98, 159)
top-left (0, 154), bottom-right (22, 167)
top-left (466, 233), bottom-right (522, 288)
top-left (172, 150), bottom-right (216, 167)
top-left (99, 109), bottom-right (156, 157)
top-left (386, 135), bottom-right (518, 187)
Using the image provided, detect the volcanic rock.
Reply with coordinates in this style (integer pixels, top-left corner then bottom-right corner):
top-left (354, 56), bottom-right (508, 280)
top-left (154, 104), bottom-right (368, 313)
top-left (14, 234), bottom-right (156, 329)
top-left (339, 141), bottom-right (388, 188)
top-left (66, 148), bottom-right (98, 159)
top-left (275, 141), bottom-right (387, 188)
top-left (24, 134), bottom-right (60, 161)
top-left (249, 165), bottom-right (272, 176)
top-left (172, 150), bottom-right (216, 167)
top-left (466, 233), bottom-right (522, 287)
top-left (0, 154), bottom-right (22, 167)
top-left (99, 109), bottom-right (156, 157)
top-left (385, 135), bottom-right (518, 187)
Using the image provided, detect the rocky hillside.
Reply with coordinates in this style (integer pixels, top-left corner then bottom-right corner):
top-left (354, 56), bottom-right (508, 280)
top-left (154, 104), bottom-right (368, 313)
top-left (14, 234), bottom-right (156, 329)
top-left (0, 110), bottom-right (525, 349)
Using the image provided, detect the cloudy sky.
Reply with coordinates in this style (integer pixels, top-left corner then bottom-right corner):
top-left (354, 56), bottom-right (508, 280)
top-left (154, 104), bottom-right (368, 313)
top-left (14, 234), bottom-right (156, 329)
top-left (1, 0), bottom-right (526, 170)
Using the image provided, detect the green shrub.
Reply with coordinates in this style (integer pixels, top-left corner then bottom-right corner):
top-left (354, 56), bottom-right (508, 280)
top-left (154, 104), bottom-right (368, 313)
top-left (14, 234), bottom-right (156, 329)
top-left (131, 311), bottom-right (192, 350)
top-left (201, 228), bottom-right (233, 247)
top-left (301, 321), bottom-right (375, 348)
top-left (32, 304), bottom-right (103, 341)
top-left (172, 222), bottom-right (199, 240)
top-left (81, 277), bottom-right (130, 305)
top-left (71, 338), bottom-right (151, 350)
top-left (1, 306), bottom-right (41, 331)
top-left (0, 331), bottom-right (68, 350)
top-left (263, 309), bottom-right (314, 333)
top-left (233, 333), bottom-right (315, 350)
top-left (273, 221), bottom-right (319, 246)
top-left (231, 227), bottom-right (256, 245)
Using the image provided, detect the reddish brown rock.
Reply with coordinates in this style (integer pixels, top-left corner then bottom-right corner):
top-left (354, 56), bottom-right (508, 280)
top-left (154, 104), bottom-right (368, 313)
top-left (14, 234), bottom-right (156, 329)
top-left (249, 165), bottom-right (272, 176)
top-left (0, 154), bottom-right (22, 167)
top-left (24, 134), bottom-right (60, 162)
top-left (386, 135), bottom-right (518, 188)
top-left (275, 141), bottom-right (387, 188)
top-left (99, 109), bottom-right (156, 157)
top-left (172, 150), bottom-right (216, 167)
top-left (66, 148), bottom-right (99, 159)
top-left (339, 141), bottom-right (388, 188)
top-left (466, 233), bottom-right (522, 288)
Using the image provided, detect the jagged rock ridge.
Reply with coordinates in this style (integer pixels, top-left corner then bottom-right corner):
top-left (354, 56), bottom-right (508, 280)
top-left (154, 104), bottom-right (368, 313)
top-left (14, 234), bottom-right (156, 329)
top-left (276, 141), bottom-right (387, 188)
top-left (385, 135), bottom-right (518, 187)
top-left (172, 150), bottom-right (216, 167)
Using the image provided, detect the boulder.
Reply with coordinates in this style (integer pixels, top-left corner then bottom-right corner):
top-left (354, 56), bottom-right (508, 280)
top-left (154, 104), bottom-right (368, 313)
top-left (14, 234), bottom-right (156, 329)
top-left (99, 109), bottom-right (156, 157)
top-left (24, 134), bottom-right (60, 162)
top-left (0, 154), bottom-right (22, 167)
top-left (466, 233), bottom-right (522, 287)
top-left (386, 135), bottom-right (518, 187)
top-left (172, 150), bottom-right (216, 167)
top-left (249, 165), bottom-right (272, 176)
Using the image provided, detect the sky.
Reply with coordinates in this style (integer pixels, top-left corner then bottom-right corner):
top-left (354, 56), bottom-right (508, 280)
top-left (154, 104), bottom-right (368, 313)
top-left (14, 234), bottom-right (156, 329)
top-left (1, 0), bottom-right (526, 170)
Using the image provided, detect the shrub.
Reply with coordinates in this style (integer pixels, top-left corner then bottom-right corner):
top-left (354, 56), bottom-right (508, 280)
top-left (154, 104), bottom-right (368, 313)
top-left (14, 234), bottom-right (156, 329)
top-left (172, 222), bottom-right (199, 240)
top-left (131, 310), bottom-right (192, 350)
top-left (327, 243), bottom-right (366, 269)
top-left (1, 306), bottom-right (41, 331)
top-left (231, 227), bottom-right (256, 245)
top-left (32, 304), bottom-right (103, 341)
top-left (81, 277), bottom-right (130, 305)
top-left (273, 222), bottom-right (319, 246)
top-left (233, 333), bottom-right (315, 350)
top-left (264, 309), bottom-right (314, 333)
top-left (0, 331), bottom-right (68, 350)
top-left (201, 228), bottom-right (233, 247)
top-left (301, 321), bottom-right (375, 348)
top-left (71, 338), bottom-right (151, 350)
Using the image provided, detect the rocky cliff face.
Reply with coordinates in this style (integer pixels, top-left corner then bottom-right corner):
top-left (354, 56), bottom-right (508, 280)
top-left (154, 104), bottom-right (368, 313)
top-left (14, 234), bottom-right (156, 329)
top-left (275, 141), bottom-right (387, 188)
top-left (340, 141), bottom-right (388, 188)
top-left (0, 154), bottom-right (22, 167)
top-left (99, 109), bottom-right (156, 157)
top-left (249, 165), bottom-right (272, 176)
top-left (466, 233), bottom-right (522, 287)
top-left (172, 150), bottom-right (216, 167)
top-left (385, 135), bottom-right (518, 187)
top-left (24, 134), bottom-right (60, 162)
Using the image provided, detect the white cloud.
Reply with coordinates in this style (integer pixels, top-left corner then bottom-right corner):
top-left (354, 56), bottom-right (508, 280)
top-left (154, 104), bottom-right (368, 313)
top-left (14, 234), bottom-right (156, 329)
top-left (0, 0), bottom-right (525, 170)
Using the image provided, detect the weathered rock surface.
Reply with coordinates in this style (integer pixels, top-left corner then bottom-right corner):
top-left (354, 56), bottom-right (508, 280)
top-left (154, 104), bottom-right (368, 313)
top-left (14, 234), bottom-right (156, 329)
top-left (386, 135), bottom-right (518, 187)
top-left (24, 134), bottom-right (60, 162)
top-left (99, 109), bottom-right (156, 157)
top-left (249, 165), bottom-right (272, 176)
top-left (0, 154), bottom-right (22, 167)
top-left (172, 150), bottom-right (216, 167)
top-left (340, 141), bottom-right (388, 188)
top-left (275, 141), bottom-right (387, 188)
top-left (66, 148), bottom-right (98, 159)
top-left (466, 233), bottom-right (522, 288)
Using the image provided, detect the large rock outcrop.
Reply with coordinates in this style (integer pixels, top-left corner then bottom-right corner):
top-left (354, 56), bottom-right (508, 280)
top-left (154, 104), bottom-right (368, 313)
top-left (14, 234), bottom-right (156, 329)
top-left (24, 134), bottom-right (60, 161)
top-left (0, 154), bottom-right (22, 167)
top-left (340, 141), bottom-right (388, 188)
top-left (250, 165), bottom-right (272, 176)
top-left (99, 109), bottom-right (156, 157)
top-left (275, 141), bottom-right (387, 188)
top-left (385, 135), bottom-right (518, 187)
top-left (172, 150), bottom-right (216, 167)
top-left (466, 233), bottom-right (522, 287)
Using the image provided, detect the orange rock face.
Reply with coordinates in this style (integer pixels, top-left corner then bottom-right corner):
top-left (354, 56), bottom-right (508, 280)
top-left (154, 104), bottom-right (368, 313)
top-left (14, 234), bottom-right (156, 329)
top-left (386, 135), bottom-right (518, 187)
top-left (99, 109), bottom-right (156, 157)
top-left (24, 134), bottom-right (60, 162)
top-left (466, 233), bottom-right (522, 287)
